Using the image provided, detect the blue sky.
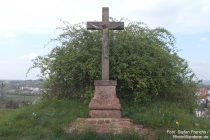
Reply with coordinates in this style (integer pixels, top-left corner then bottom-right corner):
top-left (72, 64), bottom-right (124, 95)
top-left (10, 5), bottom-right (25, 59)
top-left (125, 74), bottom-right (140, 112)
top-left (0, 0), bottom-right (210, 80)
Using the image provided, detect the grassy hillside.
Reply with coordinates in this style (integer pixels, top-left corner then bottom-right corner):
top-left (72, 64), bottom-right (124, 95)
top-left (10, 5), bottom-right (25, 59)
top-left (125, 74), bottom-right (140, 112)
top-left (0, 99), bottom-right (142, 140)
top-left (0, 99), bottom-right (209, 139)
top-left (0, 99), bottom-right (87, 140)
top-left (122, 101), bottom-right (210, 139)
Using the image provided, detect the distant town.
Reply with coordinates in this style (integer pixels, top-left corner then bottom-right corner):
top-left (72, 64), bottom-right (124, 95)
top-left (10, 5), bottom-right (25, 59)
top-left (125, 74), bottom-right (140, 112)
top-left (0, 79), bottom-right (43, 96)
top-left (0, 80), bottom-right (43, 108)
top-left (0, 79), bottom-right (210, 112)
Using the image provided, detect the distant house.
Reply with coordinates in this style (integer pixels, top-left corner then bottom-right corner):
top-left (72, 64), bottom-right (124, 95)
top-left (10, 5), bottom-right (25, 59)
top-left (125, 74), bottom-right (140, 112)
top-left (196, 86), bottom-right (210, 117)
top-left (19, 86), bottom-right (40, 95)
top-left (207, 91), bottom-right (210, 101)
top-left (197, 87), bottom-right (208, 99)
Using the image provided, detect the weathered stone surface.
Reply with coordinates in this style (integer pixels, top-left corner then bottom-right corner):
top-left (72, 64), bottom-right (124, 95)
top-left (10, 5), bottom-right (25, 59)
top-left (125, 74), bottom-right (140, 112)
top-left (90, 110), bottom-right (121, 118)
top-left (87, 7), bottom-right (124, 80)
top-left (89, 80), bottom-right (121, 118)
top-left (87, 22), bottom-right (124, 30)
top-left (66, 118), bottom-right (133, 134)
top-left (65, 118), bottom-right (156, 139)
top-left (89, 98), bottom-right (121, 110)
top-left (94, 80), bottom-right (117, 86)
top-left (91, 81), bottom-right (118, 99)
top-left (86, 8), bottom-right (123, 118)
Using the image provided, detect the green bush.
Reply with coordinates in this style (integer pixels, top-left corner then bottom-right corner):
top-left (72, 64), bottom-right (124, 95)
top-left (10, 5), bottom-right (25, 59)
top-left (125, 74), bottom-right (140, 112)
top-left (29, 20), bottom-right (197, 108)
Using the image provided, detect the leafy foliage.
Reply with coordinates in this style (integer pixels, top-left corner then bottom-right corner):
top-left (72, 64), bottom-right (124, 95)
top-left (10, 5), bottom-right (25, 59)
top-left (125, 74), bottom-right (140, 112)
top-left (29, 20), bottom-right (197, 107)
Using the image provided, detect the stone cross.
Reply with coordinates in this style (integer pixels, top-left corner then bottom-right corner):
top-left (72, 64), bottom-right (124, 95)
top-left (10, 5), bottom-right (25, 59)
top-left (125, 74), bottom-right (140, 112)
top-left (87, 7), bottom-right (124, 80)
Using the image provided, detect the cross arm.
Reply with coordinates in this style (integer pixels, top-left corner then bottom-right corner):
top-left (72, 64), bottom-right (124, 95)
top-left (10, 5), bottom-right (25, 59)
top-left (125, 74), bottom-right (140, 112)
top-left (87, 22), bottom-right (103, 30)
top-left (87, 21), bottom-right (124, 30)
top-left (108, 22), bottom-right (124, 30)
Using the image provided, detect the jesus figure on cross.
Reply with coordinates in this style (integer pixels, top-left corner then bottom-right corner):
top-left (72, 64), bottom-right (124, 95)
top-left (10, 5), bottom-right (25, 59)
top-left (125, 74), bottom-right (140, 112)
top-left (87, 7), bottom-right (124, 80)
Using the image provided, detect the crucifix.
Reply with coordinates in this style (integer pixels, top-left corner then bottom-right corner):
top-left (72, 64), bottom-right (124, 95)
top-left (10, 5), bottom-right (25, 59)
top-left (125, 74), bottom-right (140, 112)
top-left (87, 7), bottom-right (124, 80)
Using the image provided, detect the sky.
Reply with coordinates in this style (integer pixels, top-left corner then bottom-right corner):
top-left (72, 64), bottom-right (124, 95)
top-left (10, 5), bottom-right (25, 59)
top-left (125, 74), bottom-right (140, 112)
top-left (0, 0), bottom-right (210, 80)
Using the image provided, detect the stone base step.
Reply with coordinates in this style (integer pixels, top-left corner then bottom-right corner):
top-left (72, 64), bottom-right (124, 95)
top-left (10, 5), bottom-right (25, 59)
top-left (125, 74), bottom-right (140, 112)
top-left (65, 118), bottom-right (156, 139)
top-left (65, 118), bottom-right (132, 133)
top-left (89, 110), bottom-right (121, 118)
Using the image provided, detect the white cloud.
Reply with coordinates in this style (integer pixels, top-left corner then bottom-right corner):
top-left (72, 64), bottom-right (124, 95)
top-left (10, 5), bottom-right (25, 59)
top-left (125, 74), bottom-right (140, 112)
top-left (0, 0), bottom-right (210, 36)
top-left (200, 37), bottom-right (208, 42)
top-left (20, 53), bottom-right (38, 60)
top-left (122, 0), bottom-right (210, 34)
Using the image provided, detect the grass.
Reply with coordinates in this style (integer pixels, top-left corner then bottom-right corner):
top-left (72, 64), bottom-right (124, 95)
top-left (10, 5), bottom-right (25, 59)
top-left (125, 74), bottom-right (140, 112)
top-left (0, 99), bottom-right (210, 139)
top-left (5, 94), bottom-right (39, 102)
top-left (0, 99), bottom-right (143, 140)
top-left (0, 99), bottom-right (88, 140)
top-left (122, 100), bottom-right (210, 139)
top-left (0, 109), bottom-right (15, 121)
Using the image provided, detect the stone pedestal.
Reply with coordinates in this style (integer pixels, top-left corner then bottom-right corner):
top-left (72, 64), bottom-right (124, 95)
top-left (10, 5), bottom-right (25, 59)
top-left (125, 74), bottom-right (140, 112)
top-left (65, 80), bottom-right (156, 139)
top-left (89, 80), bottom-right (121, 118)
